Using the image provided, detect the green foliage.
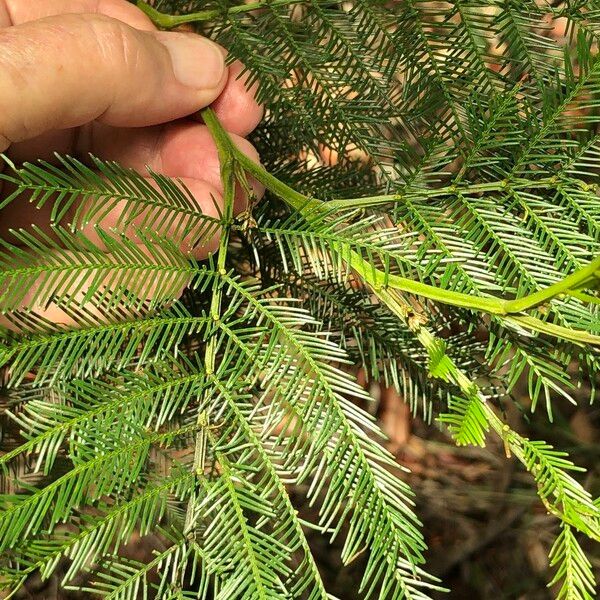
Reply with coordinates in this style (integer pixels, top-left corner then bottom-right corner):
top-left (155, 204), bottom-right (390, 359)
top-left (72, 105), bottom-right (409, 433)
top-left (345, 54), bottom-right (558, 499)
top-left (438, 393), bottom-right (489, 447)
top-left (548, 523), bottom-right (597, 600)
top-left (0, 0), bottom-right (599, 598)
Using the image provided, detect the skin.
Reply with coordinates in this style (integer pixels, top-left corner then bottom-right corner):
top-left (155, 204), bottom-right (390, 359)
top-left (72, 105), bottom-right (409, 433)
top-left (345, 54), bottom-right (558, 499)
top-left (0, 0), bottom-right (265, 329)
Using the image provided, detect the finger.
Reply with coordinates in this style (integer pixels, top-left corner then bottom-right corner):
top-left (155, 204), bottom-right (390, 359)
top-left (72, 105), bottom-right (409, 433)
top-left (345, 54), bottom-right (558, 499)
top-left (0, 0), bottom-right (158, 162)
top-left (0, 0), bottom-right (155, 30)
top-left (209, 61), bottom-right (264, 137)
top-left (5, 60), bottom-right (263, 162)
top-left (7, 62), bottom-right (264, 164)
top-left (0, 14), bottom-right (228, 151)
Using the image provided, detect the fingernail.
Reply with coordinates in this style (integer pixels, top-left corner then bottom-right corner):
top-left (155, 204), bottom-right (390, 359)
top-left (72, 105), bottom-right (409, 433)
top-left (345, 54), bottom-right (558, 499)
top-left (160, 33), bottom-right (225, 89)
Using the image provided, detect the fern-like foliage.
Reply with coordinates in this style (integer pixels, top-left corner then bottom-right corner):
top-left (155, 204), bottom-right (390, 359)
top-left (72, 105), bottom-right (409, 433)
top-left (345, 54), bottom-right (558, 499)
top-left (1, 0), bottom-right (600, 598)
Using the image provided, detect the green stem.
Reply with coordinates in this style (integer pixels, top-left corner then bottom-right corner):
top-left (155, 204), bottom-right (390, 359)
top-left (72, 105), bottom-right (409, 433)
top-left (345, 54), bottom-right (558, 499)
top-left (328, 176), bottom-right (563, 210)
top-left (184, 108), bottom-right (237, 534)
top-left (234, 144), bottom-right (600, 325)
top-left (203, 110), bottom-right (600, 344)
top-left (504, 256), bottom-right (600, 313)
top-left (233, 149), bottom-right (322, 214)
top-left (346, 247), bottom-right (507, 313)
top-left (137, 0), bottom-right (308, 28)
top-left (506, 314), bottom-right (600, 346)
top-left (201, 109), bottom-right (237, 306)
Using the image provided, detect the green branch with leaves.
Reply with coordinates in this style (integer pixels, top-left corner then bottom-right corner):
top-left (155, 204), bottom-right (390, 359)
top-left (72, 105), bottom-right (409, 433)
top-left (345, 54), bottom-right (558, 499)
top-left (1, 0), bottom-right (600, 599)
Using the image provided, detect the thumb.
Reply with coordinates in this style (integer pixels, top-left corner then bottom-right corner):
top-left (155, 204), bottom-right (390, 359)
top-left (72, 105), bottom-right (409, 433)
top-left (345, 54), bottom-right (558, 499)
top-left (0, 13), bottom-right (228, 151)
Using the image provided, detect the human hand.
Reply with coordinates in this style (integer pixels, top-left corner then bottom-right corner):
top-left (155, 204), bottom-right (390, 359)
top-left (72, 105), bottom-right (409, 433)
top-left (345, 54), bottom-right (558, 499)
top-left (0, 0), bottom-right (264, 329)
